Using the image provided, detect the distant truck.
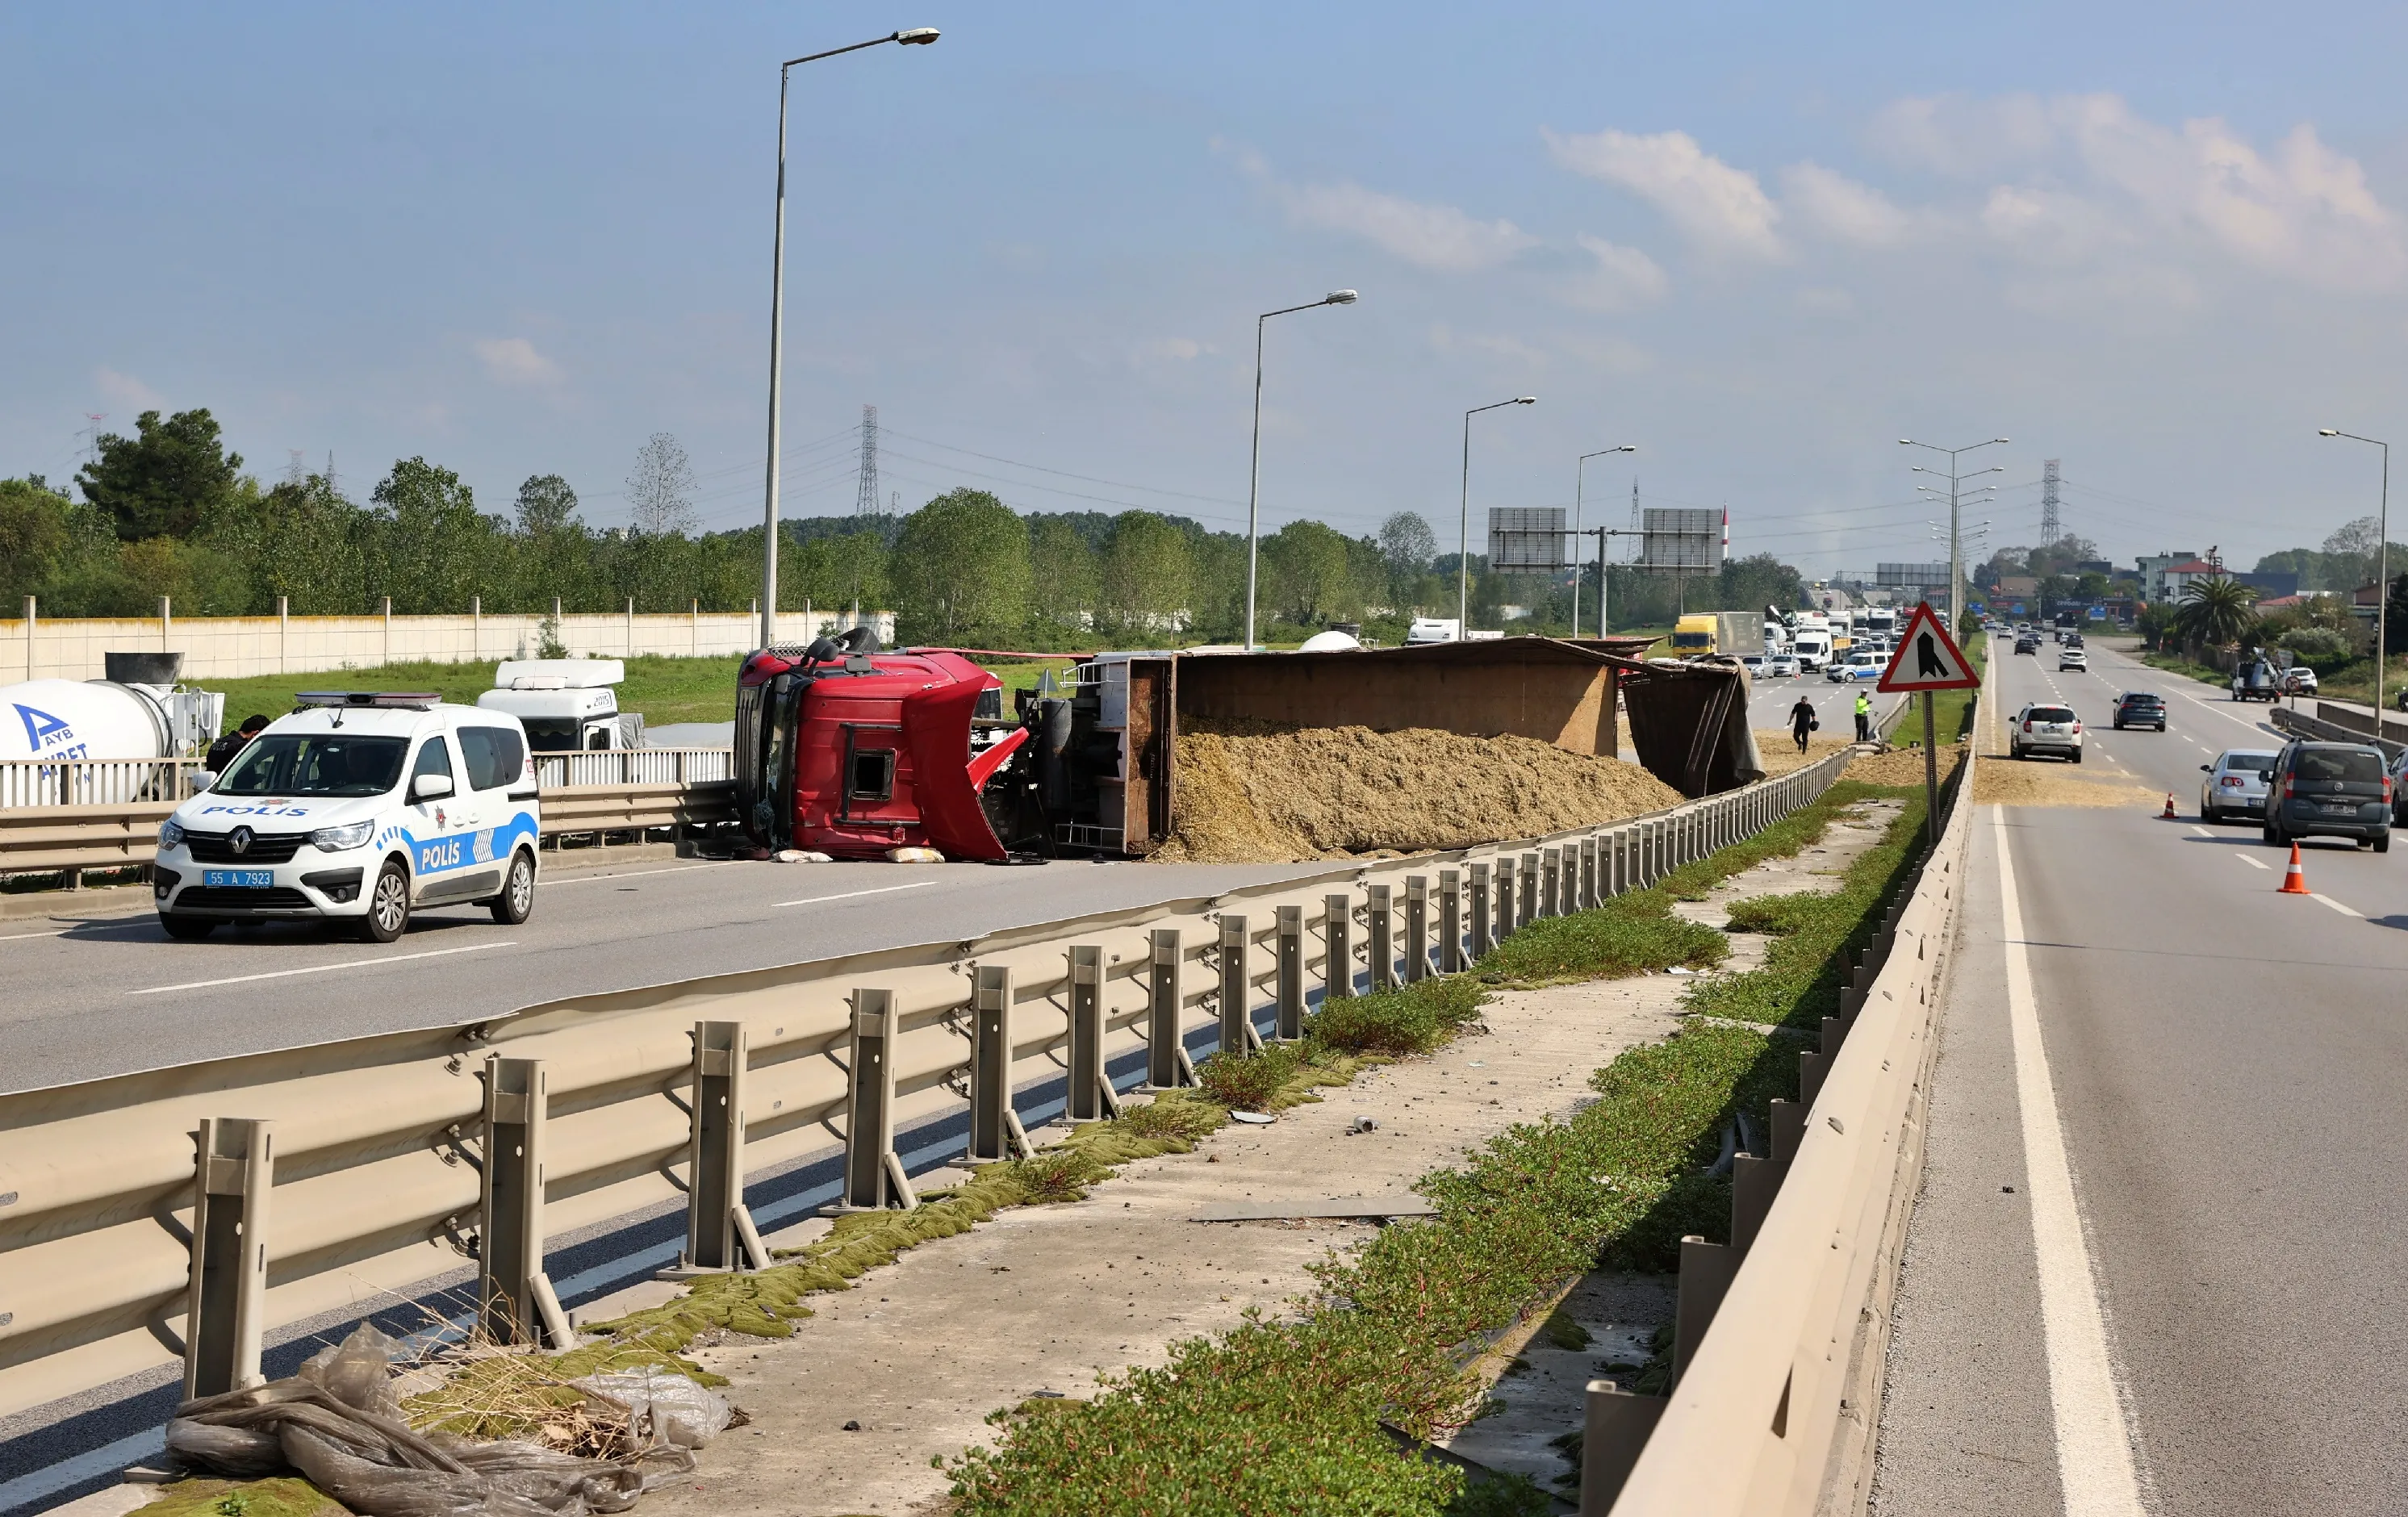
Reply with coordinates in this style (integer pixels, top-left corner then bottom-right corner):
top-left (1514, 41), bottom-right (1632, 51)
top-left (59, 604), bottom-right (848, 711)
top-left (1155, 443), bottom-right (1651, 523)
top-left (1670, 612), bottom-right (1766, 659)
top-left (476, 659), bottom-right (642, 751)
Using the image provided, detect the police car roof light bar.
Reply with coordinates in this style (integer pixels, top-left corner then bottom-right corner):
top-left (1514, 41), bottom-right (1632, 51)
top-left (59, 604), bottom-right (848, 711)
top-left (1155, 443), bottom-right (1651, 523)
top-left (295, 691), bottom-right (442, 709)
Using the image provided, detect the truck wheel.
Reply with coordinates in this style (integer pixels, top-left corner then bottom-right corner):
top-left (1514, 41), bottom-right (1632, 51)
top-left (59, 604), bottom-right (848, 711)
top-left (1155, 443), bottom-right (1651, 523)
top-left (160, 913), bottom-right (215, 940)
top-left (489, 850), bottom-right (536, 925)
top-left (360, 862), bottom-right (411, 943)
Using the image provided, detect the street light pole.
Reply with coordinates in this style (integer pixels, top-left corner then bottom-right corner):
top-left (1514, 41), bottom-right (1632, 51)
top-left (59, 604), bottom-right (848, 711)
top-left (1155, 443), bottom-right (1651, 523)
top-left (1899, 436), bottom-right (2009, 636)
top-left (759, 27), bottom-right (939, 652)
top-left (1244, 290), bottom-right (1357, 651)
top-left (1460, 396), bottom-right (1536, 634)
top-left (2321, 429), bottom-right (2391, 724)
top-left (1571, 445), bottom-right (1636, 637)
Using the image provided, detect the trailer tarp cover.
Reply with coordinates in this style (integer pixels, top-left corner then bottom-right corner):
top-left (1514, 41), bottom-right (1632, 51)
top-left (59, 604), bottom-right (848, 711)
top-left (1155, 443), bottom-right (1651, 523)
top-left (1612, 655), bottom-right (1764, 797)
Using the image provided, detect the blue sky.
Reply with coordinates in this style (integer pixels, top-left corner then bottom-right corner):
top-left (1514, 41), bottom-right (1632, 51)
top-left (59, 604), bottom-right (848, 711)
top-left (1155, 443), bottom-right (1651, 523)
top-left (8, 1), bottom-right (2408, 577)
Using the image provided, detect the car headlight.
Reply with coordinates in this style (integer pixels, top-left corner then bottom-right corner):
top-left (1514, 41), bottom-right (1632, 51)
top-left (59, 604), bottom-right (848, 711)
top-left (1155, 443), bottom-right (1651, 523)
top-left (310, 819), bottom-right (376, 852)
top-left (158, 817), bottom-right (184, 850)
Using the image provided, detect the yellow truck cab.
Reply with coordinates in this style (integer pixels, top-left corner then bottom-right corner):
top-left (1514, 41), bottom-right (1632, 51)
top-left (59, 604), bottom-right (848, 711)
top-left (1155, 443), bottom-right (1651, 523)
top-left (1670, 614), bottom-right (1719, 654)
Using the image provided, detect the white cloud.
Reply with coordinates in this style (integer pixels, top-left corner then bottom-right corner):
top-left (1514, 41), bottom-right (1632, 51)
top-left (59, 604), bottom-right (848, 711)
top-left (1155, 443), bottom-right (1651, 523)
top-left (1272, 178), bottom-right (1537, 272)
top-left (472, 336), bottom-right (560, 385)
top-left (1545, 127), bottom-right (1783, 259)
top-left (94, 366), bottom-right (163, 411)
top-left (1781, 162), bottom-right (1917, 247)
top-left (1562, 235), bottom-right (1669, 311)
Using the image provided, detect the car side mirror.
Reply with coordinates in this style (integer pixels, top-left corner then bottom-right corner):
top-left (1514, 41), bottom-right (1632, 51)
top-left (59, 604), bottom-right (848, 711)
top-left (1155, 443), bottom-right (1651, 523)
top-left (2201, 764), bottom-right (2210, 772)
top-left (412, 773), bottom-right (455, 801)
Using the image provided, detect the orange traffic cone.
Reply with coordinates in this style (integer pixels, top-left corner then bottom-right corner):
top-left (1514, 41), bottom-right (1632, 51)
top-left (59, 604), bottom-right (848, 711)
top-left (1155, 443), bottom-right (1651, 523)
top-left (2161, 792), bottom-right (2177, 819)
top-left (2279, 843), bottom-right (2311, 896)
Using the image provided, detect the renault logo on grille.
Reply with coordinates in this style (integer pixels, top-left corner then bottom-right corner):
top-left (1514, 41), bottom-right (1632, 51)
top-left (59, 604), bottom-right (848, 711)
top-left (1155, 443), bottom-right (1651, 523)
top-left (229, 826), bottom-right (253, 856)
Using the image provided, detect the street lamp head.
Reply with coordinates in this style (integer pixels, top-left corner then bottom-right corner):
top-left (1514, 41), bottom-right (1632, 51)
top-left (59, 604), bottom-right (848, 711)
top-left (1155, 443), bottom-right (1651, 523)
top-left (1993, 437), bottom-right (2009, 444)
top-left (2320, 428), bottom-right (2341, 437)
top-left (1515, 395), bottom-right (1537, 405)
top-left (1898, 439), bottom-right (1914, 446)
top-left (895, 27), bottom-right (940, 44)
top-left (1325, 290), bottom-right (1358, 304)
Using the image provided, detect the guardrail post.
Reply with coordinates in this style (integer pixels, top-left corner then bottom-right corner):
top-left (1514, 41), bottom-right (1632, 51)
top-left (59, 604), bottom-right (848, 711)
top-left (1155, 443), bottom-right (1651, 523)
top-left (479, 1058), bottom-right (573, 1344)
top-left (1561, 842), bottom-right (1579, 915)
top-left (184, 1117), bottom-right (273, 1398)
top-left (1276, 905), bottom-right (1306, 1039)
top-left (1579, 834), bottom-right (1599, 912)
top-left (1323, 892), bottom-right (1352, 1001)
top-left (1469, 861), bottom-right (1493, 959)
top-left (1403, 876), bottom-right (1429, 982)
top-left (1539, 848), bottom-right (1561, 919)
top-left (1217, 916), bottom-right (1258, 1056)
top-left (1440, 867), bottom-right (1465, 972)
top-left (1068, 945), bottom-right (1118, 1121)
top-left (1768, 1097), bottom-right (1804, 1162)
top-left (1146, 928), bottom-right (1194, 1089)
top-left (1731, 1151), bottom-right (1787, 1257)
top-left (681, 1022), bottom-right (767, 1275)
top-left (1798, 1044), bottom-right (1832, 1112)
top-left (1367, 884), bottom-right (1396, 990)
top-left (1495, 856), bottom-right (1518, 940)
top-left (840, 987), bottom-right (918, 1210)
top-left (1578, 1380), bottom-right (1667, 1515)
top-left (1671, 1234), bottom-right (1737, 1387)
top-left (1519, 850), bottom-right (1541, 923)
top-left (967, 964), bottom-right (1028, 1161)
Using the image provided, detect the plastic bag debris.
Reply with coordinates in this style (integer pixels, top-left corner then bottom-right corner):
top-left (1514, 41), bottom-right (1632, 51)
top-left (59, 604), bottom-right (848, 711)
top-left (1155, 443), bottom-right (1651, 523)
top-left (885, 846), bottom-right (944, 863)
top-left (773, 849), bottom-right (834, 863)
top-left (569, 1373), bottom-right (734, 1450)
top-left (164, 1323), bottom-right (692, 1516)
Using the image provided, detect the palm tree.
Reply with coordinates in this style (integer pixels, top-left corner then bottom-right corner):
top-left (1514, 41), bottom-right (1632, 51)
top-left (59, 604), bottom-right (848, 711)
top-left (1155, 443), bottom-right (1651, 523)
top-left (2173, 575), bottom-right (2260, 650)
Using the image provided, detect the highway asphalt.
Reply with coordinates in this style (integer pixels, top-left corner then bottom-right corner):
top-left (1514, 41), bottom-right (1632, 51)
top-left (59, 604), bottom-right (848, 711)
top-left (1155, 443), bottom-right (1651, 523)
top-left (0, 856), bottom-right (1331, 1094)
top-left (1875, 637), bottom-right (2408, 1514)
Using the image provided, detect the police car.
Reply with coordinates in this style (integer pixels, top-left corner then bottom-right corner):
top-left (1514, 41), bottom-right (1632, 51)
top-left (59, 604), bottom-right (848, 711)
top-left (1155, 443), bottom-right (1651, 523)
top-left (153, 692), bottom-right (539, 942)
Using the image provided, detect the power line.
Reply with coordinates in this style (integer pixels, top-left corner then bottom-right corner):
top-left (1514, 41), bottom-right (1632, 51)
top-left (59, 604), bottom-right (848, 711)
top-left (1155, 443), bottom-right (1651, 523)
top-left (880, 427), bottom-right (1248, 508)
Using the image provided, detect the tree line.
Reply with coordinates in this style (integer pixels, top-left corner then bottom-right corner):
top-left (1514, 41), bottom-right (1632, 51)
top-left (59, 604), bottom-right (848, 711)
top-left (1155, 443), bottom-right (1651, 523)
top-left (1, 406), bottom-right (1807, 646)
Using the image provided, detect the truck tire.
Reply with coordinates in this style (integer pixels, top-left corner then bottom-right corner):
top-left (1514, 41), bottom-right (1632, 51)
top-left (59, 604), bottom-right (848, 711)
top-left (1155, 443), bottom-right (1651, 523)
top-left (488, 850), bottom-right (536, 925)
top-left (360, 861), bottom-right (412, 944)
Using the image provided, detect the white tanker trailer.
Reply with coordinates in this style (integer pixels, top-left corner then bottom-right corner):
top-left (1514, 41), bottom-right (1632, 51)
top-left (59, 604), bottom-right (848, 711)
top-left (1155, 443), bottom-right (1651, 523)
top-left (0, 653), bottom-right (224, 804)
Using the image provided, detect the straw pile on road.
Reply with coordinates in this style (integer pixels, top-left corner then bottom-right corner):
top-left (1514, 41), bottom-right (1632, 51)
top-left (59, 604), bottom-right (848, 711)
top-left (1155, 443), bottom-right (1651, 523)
top-left (1149, 719), bottom-right (1683, 863)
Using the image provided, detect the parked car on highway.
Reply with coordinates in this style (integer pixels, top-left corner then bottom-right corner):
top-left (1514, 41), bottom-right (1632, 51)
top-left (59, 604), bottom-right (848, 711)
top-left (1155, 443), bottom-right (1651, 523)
top-left (2230, 661), bottom-right (2282, 702)
top-left (2264, 741), bottom-right (2391, 850)
top-left (2009, 703), bottom-right (2084, 763)
top-left (1825, 650), bottom-right (1883, 683)
top-left (2283, 666), bottom-right (2320, 694)
top-left (2014, 634), bottom-right (2040, 655)
top-left (1765, 654), bottom-right (1800, 679)
top-left (2059, 649), bottom-right (2088, 672)
top-left (2390, 748), bottom-right (2408, 825)
top-left (1739, 654), bottom-right (1765, 675)
top-left (2200, 749), bottom-right (2276, 822)
top-left (2112, 692), bottom-right (2168, 730)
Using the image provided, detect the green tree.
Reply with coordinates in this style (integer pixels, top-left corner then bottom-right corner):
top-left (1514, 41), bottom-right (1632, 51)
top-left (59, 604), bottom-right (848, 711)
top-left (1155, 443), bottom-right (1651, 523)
top-left (1377, 512), bottom-right (1436, 605)
top-left (2172, 576), bottom-right (2259, 650)
top-left (76, 408), bottom-right (244, 541)
top-left (203, 474), bottom-right (374, 612)
top-left (0, 478), bottom-right (75, 605)
top-left (1260, 519), bottom-right (1356, 628)
top-left (1100, 511), bottom-right (1193, 634)
top-left (1026, 515), bottom-right (1100, 637)
top-left (371, 458), bottom-right (507, 613)
top-left (890, 488), bottom-right (1031, 642)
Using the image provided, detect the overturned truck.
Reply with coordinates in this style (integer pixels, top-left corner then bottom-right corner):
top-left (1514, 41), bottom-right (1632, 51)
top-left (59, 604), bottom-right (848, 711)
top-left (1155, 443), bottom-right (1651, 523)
top-left (733, 630), bottom-right (1759, 862)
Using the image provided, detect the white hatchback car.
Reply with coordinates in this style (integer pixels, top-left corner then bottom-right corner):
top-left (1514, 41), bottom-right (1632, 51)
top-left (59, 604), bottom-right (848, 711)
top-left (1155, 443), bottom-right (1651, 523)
top-left (155, 692), bottom-right (539, 942)
top-left (2009, 702), bottom-right (2084, 763)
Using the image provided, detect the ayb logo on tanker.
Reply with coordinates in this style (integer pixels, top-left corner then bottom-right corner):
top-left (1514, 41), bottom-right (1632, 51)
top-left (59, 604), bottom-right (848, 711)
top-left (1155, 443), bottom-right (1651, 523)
top-left (377, 810), bottom-right (537, 877)
top-left (13, 703), bottom-right (90, 760)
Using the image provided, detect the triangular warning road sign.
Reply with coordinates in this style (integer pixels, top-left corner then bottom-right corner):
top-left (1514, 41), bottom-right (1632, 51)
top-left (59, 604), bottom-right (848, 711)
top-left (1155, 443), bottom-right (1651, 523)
top-left (1877, 602), bottom-right (1980, 693)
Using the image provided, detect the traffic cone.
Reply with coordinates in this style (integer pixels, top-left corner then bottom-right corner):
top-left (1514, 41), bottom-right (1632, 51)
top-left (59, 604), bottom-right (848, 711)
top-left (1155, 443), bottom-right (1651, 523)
top-left (2279, 843), bottom-right (2311, 896)
top-left (2160, 792), bottom-right (2177, 819)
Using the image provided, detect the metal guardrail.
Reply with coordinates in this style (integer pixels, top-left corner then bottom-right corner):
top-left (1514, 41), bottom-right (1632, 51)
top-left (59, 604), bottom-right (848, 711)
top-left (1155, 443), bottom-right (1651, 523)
top-left (1603, 740), bottom-right (1978, 1512)
top-left (0, 747), bottom-right (1864, 1423)
top-left (531, 748), bottom-right (731, 788)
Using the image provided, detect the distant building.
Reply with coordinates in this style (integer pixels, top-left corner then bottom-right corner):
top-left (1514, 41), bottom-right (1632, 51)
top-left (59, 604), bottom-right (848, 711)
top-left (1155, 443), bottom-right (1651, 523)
top-left (2135, 552), bottom-right (2204, 601)
top-left (2157, 558), bottom-right (2230, 602)
top-left (2232, 570), bottom-right (2298, 598)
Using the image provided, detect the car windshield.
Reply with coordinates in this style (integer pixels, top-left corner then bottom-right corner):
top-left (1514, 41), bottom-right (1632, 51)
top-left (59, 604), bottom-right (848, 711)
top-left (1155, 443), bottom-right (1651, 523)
top-left (520, 717), bottom-right (583, 752)
top-left (213, 734), bottom-right (410, 796)
top-left (2029, 706), bottom-right (2076, 723)
top-left (2295, 747), bottom-right (2385, 783)
top-left (2219, 754), bottom-right (2276, 779)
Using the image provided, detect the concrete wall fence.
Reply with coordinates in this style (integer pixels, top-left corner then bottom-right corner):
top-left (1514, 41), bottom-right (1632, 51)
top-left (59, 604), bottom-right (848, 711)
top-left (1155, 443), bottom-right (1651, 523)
top-left (2, 599), bottom-right (898, 685)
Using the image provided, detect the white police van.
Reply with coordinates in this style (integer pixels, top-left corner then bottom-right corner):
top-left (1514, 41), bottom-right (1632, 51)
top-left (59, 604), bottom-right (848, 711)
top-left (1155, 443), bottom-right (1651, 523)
top-left (153, 692), bottom-right (539, 942)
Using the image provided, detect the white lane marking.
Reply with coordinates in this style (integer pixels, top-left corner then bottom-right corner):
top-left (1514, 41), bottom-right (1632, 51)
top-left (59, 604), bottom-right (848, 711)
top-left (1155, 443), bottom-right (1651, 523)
top-left (2313, 892), bottom-right (2365, 918)
top-left (769, 880), bottom-right (941, 909)
top-left (2237, 854), bottom-right (2269, 870)
top-left (131, 940), bottom-right (517, 996)
top-left (0, 927), bottom-right (69, 943)
top-left (2189, 825), bottom-right (2214, 838)
top-left (549, 861), bottom-right (739, 887)
top-left (1992, 808), bottom-right (2150, 1515)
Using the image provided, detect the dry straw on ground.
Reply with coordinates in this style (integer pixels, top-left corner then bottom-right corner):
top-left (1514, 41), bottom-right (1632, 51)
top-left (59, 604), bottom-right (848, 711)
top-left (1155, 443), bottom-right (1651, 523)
top-left (1151, 719), bottom-right (1683, 863)
top-left (1754, 731), bottom-right (1860, 777)
top-left (1971, 758), bottom-right (2159, 809)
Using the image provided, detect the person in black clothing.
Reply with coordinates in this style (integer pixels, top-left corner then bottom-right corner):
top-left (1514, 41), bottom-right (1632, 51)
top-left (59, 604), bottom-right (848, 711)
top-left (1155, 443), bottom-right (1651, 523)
top-left (206, 715), bottom-right (270, 773)
top-left (1789, 696), bottom-right (1816, 754)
